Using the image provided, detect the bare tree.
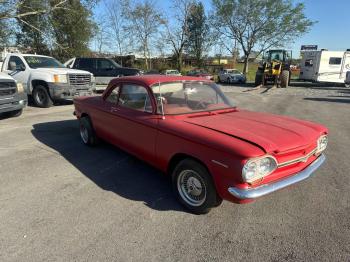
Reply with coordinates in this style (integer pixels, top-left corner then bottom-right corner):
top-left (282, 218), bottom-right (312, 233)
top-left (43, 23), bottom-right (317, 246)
top-left (103, 0), bottom-right (129, 65)
top-left (164, 0), bottom-right (193, 72)
top-left (124, 0), bottom-right (165, 70)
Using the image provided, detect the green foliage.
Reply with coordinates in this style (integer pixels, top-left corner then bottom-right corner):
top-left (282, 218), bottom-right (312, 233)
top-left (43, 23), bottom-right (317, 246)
top-left (186, 1), bottom-right (211, 67)
top-left (16, 0), bottom-right (50, 54)
top-left (211, 0), bottom-right (315, 73)
top-left (50, 0), bottom-right (95, 61)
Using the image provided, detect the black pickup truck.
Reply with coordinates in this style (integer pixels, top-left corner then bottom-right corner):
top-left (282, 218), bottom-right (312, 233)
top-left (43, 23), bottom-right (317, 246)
top-left (65, 57), bottom-right (141, 92)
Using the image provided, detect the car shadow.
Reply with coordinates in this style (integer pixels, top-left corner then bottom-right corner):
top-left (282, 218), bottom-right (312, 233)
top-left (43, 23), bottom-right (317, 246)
top-left (31, 119), bottom-right (186, 213)
top-left (304, 97), bottom-right (350, 104)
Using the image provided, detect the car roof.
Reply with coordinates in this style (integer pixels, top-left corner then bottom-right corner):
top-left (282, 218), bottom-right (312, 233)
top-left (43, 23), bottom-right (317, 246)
top-left (109, 75), bottom-right (212, 87)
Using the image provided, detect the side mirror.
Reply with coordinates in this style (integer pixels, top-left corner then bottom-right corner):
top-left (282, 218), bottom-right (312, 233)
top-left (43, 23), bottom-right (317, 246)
top-left (9, 61), bottom-right (17, 71)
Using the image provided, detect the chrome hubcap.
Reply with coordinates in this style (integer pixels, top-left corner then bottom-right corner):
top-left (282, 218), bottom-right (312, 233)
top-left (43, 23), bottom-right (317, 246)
top-left (177, 170), bottom-right (206, 206)
top-left (80, 123), bottom-right (89, 143)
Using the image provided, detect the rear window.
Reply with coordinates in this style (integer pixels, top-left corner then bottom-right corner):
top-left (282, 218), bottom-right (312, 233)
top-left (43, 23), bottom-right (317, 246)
top-left (329, 57), bottom-right (342, 65)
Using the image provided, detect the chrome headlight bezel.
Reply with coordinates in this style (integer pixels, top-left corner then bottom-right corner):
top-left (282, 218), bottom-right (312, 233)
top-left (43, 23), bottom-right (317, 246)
top-left (242, 155), bottom-right (278, 183)
top-left (316, 135), bottom-right (328, 154)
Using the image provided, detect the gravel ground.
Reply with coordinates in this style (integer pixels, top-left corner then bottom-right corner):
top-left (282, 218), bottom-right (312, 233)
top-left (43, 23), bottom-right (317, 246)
top-left (0, 82), bottom-right (349, 262)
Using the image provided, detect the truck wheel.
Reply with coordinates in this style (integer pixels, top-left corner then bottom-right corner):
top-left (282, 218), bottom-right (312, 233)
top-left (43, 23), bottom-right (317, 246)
top-left (280, 70), bottom-right (290, 88)
top-left (79, 116), bottom-right (98, 146)
top-left (33, 85), bottom-right (53, 108)
top-left (172, 159), bottom-right (221, 214)
top-left (255, 72), bottom-right (263, 86)
top-left (8, 109), bottom-right (23, 117)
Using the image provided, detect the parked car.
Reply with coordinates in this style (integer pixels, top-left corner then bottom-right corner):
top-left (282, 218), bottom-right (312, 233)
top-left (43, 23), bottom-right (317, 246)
top-left (0, 72), bottom-right (27, 117)
top-left (1, 53), bottom-right (94, 108)
top-left (218, 69), bottom-right (246, 84)
top-left (74, 75), bottom-right (328, 214)
top-left (65, 57), bottom-right (141, 92)
top-left (163, 69), bottom-right (181, 76)
top-left (187, 69), bottom-right (214, 80)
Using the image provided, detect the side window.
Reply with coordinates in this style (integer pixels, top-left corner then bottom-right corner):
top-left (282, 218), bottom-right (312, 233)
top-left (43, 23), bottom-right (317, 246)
top-left (329, 57), bottom-right (342, 65)
top-left (119, 84), bottom-right (152, 113)
top-left (8, 56), bottom-right (25, 70)
top-left (98, 59), bottom-right (115, 70)
top-left (78, 58), bottom-right (94, 69)
top-left (105, 85), bottom-right (120, 104)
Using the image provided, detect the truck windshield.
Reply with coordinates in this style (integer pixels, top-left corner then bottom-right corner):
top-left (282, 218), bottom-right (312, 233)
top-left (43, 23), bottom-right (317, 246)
top-left (24, 56), bottom-right (66, 69)
top-left (151, 81), bottom-right (235, 115)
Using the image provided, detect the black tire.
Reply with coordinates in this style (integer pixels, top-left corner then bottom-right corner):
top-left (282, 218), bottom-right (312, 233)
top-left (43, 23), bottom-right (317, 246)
top-left (280, 70), bottom-right (290, 88)
top-left (8, 109), bottom-right (23, 117)
top-left (172, 159), bottom-right (221, 214)
top-left (79, 116), bottom-right (98, 146)
top-left (255, 72), bottom-right (263, 86)
top-left (32, 85), bottom-right (53, 108)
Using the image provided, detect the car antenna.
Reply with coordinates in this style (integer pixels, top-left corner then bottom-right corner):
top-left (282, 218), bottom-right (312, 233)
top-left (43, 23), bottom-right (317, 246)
top-left (158, 81), bottom-right (165, 120)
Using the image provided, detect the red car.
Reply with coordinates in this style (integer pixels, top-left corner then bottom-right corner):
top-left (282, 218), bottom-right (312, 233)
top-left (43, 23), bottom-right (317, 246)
top-left (73, 75), bottom-right (328, 214)
top-left (187, 69), bottom-right (214, 80)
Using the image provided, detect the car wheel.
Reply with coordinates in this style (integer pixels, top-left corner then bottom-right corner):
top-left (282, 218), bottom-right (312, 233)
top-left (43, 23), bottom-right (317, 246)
top-left (33, 85), bottom-right (53, 108)
top-left (79, 116), bottom-right (98, 146)
top-left (8, 109), bottom-right (23, 118)
top-left (172, 159), bottom-right (221, 214)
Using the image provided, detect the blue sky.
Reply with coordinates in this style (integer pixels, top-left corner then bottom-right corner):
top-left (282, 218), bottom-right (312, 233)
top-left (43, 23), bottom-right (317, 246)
top-left (94, 0), bottom-right (349, 58)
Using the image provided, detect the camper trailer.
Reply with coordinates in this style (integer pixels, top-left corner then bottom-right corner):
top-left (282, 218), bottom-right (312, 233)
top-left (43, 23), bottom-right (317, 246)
top-left (299, 50), bottom-right (350, 85)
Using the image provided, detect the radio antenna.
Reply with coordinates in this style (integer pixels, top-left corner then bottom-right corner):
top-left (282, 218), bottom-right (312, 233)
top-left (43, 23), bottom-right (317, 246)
top-left (158, 81), bottom-right (165, 120)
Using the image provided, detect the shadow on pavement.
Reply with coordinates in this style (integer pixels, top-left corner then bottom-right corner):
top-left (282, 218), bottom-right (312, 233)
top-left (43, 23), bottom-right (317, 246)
top-left (304, 97), bottom-right (350, 104)
top-left (31, 119), bottom-right (185, 213)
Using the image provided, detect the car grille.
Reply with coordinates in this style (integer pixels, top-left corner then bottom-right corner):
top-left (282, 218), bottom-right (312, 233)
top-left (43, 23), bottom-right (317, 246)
top-left (68, 74), bottom-right (91, 86)
top-left (0, 81), bottom-right (16, 97)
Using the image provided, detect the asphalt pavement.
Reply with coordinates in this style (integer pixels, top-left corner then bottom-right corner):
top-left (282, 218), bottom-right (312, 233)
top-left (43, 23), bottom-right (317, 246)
top-left (0, 83), bottom-right (349, 261)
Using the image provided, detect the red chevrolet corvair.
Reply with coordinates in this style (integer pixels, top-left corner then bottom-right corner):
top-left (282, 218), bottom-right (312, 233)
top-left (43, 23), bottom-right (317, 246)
top-left (73, 75), bottom-right (328, 214)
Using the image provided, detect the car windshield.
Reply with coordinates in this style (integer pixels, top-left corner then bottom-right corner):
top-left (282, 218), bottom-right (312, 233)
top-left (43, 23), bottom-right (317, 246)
top-left (24, 56), bottom-right (66, 69)
top-left (151, 81), bottom-right (234, 115)
top-left (227, 69), bottom-right (240, 74)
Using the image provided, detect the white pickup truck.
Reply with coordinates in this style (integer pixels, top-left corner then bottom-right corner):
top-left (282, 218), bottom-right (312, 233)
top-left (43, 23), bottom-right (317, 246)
top-left (1, 53), bottom-right (95, 107)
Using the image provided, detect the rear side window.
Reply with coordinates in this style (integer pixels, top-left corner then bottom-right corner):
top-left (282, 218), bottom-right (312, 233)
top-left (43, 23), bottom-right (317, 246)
top-left (78, 58), bottom-right (94, 69)
top-left (329, 57), bottom-right (342, 65)
top-left (8, 56), bottom-right (26, 70)
top-left (97, 59), bottom-right (116, 70)
top-left (119, 84), bottom-right (152, 113)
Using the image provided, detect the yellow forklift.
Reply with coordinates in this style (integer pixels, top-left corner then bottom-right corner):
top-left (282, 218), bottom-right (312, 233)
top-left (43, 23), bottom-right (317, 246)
top-left (255, 49), bottom-right (292, 88)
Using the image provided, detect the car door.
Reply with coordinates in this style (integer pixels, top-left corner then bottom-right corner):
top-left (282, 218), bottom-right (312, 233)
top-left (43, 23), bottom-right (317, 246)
top-left (98, 82), bottom-right (159, 163)
top-left (96, 58), bottom-right (119, 86)
top-left (3, 56), bottom-right (29, 92)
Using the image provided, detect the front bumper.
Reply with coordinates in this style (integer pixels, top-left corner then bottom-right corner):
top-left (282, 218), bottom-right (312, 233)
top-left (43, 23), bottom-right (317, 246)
top-left (228, 154), bottom-right (326, 200)
top-left (48, 83), bottom-right (94, 100)
top-left (0, 92), bottom-right (27, 114)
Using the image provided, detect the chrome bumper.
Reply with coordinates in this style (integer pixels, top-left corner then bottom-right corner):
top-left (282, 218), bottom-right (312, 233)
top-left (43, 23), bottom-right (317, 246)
top-left (228, 154), bottom-right (326, 200)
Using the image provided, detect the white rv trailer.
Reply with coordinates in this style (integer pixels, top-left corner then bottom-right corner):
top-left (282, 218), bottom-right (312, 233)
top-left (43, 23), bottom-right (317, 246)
top-left (299, 50), bottom-right (350, 85)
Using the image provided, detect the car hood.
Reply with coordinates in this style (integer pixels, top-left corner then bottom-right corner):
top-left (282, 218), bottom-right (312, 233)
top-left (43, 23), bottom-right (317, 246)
top-left (0, 72), bottom-right (16, 81)
top-left (184, 110), bottom-right (325, 153)
top-left (34, 67), bottom-right (92, 75)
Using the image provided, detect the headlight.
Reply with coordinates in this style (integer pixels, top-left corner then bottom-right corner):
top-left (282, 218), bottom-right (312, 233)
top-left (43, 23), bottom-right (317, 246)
top-left (16, 83), bottom-right (24, 93)
top-left (53, 74), bottom-right (68, 83)
top-left (242, 156), bottom-right (277, 183)
top-left (316, 135), bottom-right (328, 153)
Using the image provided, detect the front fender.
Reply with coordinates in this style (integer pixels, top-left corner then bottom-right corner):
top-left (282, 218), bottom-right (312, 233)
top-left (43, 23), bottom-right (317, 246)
top-left (28, 73), bottom-right (53, 94)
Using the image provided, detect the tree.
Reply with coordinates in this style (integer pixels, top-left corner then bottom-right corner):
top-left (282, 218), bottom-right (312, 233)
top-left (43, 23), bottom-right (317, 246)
top-left (16, 0), bottom-right (50, 54)
top-left (103, 0), bottom-right (129, 65)
top-left (50, 0), bottom-right (96, 61)
top-left (164, 0), bottom-right (193, 71)
top-left (211, 0), bottom-right (314, 74)
top-left (186, 2), bottom-right (211, 67)
top-left (124, 0), bottom-right (165, 70)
